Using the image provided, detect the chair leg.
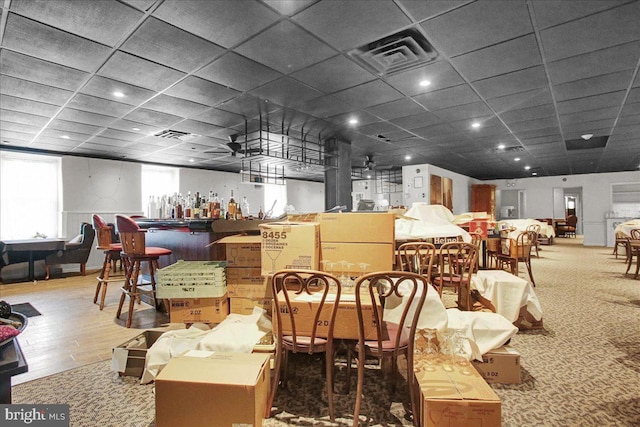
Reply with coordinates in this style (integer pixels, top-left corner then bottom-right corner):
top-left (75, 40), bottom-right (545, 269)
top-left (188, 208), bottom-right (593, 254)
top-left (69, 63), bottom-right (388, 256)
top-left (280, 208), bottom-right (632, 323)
top-left (95, 251), bottom-right (109, 304)
top-left (265, 343), bottom-right (283, 418)
top-left (325, 344), bottom-right (335, 422)
top-left (45, 265), bottom-right (51, 280)
top-left (353, 348), bottom-right (366, 427)
top-left (126, 261), bottom-right (141, 328)
top-left (80, 263), bottom-right (86, 276)
top-left (525, 259), bottom-right (535, 286)
top-left (116, 256), bottom-right (132, 320)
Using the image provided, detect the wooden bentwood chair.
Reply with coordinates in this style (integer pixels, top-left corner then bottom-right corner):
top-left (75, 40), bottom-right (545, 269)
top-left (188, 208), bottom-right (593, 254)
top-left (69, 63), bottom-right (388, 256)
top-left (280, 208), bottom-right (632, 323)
top-left (526, 224), bottom-right (541, 257)
top-left (432, 242), bottom-right (479, 311)
top-left (266, 269), bottom-right (342, 421)
top-left (625, 229), bottom-right (640, 279)
top-left (396, 241), bottom-right (437, 276)
top-left (114, 215), bottom-right (172, 328)
top-left (495, 230), bottom-right (536, 286)
top-left (348, 270), bottom-right (432, 427)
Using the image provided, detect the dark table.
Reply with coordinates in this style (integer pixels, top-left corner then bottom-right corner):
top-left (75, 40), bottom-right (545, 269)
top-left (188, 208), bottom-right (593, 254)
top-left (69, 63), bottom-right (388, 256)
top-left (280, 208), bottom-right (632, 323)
top-left (0, 339), bottom-right (28, 404)
top-left (0, 238), bottom-right (65, 282)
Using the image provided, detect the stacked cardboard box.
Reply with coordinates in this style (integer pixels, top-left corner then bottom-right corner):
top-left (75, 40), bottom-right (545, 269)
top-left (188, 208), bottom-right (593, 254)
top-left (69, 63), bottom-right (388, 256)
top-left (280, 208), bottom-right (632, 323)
top-left (111, 330), bottom-right (165, 377)
top-left (259, 222), bottom-right (320, 275)
top-left (216, 234), bottom-right (272, 315)
top-left (471, 345), bottom-right (521, 384)
top-left (415, 357), bottom-right (501, 427)
top-left (318, 212), bottom-right (395, 274)
top-left (156, 260), bottom-right (229, 324)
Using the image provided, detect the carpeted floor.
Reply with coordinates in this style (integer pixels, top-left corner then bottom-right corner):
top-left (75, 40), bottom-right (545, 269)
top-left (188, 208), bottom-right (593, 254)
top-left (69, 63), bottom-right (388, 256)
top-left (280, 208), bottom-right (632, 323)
top-left (11, 237), bottom-right (640, 426)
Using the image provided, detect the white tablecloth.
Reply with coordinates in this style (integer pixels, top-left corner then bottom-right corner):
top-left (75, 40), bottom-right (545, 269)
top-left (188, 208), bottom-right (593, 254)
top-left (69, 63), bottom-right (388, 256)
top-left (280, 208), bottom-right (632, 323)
top-left (614, 219), bottom-right (640, 237)
top-left (472, 270), bottom-right (543, 323)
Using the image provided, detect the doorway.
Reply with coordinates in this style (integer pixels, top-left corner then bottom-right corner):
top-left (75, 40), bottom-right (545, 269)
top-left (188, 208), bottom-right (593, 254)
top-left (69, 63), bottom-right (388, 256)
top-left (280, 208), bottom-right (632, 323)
top-left (553, 187), bottom-right (583, 234)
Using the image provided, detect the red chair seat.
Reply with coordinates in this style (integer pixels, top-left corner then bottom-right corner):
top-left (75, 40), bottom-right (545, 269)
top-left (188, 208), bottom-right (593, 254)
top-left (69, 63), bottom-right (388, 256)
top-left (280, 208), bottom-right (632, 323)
top-left (283, 335), bottom-right (328, 347)
top-left (145, 247), bottom-right (172, 257)
top-left (364, 322), bottom-right (409, 351)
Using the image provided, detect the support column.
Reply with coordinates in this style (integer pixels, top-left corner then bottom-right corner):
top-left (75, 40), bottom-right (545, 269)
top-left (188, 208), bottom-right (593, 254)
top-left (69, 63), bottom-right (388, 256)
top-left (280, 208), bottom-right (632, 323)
top-left (324, 138), bottom-right (352, 211)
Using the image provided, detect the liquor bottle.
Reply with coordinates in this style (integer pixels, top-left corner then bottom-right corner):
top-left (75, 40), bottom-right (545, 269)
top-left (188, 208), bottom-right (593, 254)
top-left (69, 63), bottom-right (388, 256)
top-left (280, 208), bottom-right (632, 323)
top-left (220, 197), bottom-right (226, 220)
top-left (227, 190), bottom-right (237, 221)
top-left (212, 193), bottom-right (221, 219)
top-left (194, 192), bottom-right (201, 219)
top-left (258, 206), bottom-right (264, 219)
top-left (240, 196), bottom-right (250, 219)
top-left (175, 194), bottom-right (184, 219)
top-left (184, 191), bottom-right (192, 219)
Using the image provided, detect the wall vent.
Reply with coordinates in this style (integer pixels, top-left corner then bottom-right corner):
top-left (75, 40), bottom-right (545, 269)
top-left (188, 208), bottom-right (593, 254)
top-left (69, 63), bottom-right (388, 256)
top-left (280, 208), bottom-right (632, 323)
top-left (349, 28), bottom-right (438, 76)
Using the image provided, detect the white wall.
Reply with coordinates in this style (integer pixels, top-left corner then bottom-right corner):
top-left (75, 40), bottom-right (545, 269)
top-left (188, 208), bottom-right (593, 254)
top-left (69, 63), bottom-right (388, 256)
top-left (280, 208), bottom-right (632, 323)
top-left (402, 163), bottom-right (475, 214)
top-left (287, 179), bottom-right (325, 213)
top-left (483, 170), bottom-right (640, 246)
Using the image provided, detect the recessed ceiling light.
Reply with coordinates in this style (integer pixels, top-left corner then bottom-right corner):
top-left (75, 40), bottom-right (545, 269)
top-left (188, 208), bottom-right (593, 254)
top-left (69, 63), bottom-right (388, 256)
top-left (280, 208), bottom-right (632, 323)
top-left (419, 80), bottom-right (431, 87)
top-left (532, 172), bottom-right (538, 176)
top-left (132, 127), bottom-right (141, 131)
top-left (497, 144), bottom-right (506, 150)
top-left (189, 159), bottom-right (195, 163)
top-left (471, 122), bottom-right (481, 129)
top-left (514, 157), bottom-right (521, 161)
top-left (524, 165), bottom-right (531, 170)
top-left (581, 134), bottom-right (593, 140)
top-left (113, 91), bottom-right (125, 98)
top-left (405, 155), bottom-right (411, 160)
top-left (61, 135), bottom-right (70, 139)
top-left (348, 118), bottom-right (359, 125)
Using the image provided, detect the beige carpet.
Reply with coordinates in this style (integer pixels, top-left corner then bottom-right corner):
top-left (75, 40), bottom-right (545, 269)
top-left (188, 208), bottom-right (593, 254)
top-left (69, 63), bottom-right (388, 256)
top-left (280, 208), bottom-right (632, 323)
top-left (11, 237), bottom-right (640, 426)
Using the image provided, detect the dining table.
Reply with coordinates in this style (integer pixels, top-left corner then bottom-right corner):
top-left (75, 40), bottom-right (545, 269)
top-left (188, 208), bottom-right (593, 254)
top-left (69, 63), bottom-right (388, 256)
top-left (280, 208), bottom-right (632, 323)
top-left (614, 219), bottom-right (640, 237)
top-left (0, 238), bottom-right (66, 282)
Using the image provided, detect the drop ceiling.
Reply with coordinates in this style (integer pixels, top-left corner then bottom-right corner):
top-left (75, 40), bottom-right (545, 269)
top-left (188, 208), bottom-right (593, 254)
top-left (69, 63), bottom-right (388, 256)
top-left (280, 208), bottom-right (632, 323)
top-left (1, 0), bottom-right (639, 181)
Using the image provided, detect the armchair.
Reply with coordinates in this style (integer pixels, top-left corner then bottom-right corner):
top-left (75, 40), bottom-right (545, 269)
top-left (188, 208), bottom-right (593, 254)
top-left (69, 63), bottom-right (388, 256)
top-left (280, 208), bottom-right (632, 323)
top-left (45, 222), bottom-right (95, 279)
top-left (556, 215), bottom-right (578, 238)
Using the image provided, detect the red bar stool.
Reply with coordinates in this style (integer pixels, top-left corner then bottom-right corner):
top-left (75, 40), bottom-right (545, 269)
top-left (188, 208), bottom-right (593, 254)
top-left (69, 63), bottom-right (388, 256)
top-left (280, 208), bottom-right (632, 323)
top-left (115, 214), bottom-right (172, 328)
top-left (92, 214), bottom-right (123, 310)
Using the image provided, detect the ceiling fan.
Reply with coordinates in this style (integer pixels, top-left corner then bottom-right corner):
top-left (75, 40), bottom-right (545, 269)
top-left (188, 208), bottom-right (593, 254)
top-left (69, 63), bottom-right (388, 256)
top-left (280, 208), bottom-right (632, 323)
top-left (204, 134), bottom-right (262, 157)
top-left (363, 154), bottom-right (393, 171)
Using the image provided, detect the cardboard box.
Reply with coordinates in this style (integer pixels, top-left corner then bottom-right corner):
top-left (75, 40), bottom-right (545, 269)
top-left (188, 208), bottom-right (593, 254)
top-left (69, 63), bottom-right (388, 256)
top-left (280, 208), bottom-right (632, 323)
top-left (230, 297), bottom-right (273, 316)
top-left (320, 242), bottom-right (394, 274)
top-left (274, 290), bottom-right (381, 340)
top-left (259, 222), bottom-right (320, 275)
top-left (226, 267), bottom-right (271, 298)
top-left (415, 358), bottom-right (501, 427)
top-left (318, 212), bottom-right (395, 243)
top-left (472, 346), bottom-right (521, 384)
top-left (468, 219), bottom-right (497, 239)
top-left (169, 295), bottom-right (229, 324)
top-left (112, 330), bottom-right (164, 377)
top-left (157, 260), bottom-right (227, 299)
top-left (215, 234), bottom-right (262, 267)
top-left (155, 352), bottom-right (270, 427)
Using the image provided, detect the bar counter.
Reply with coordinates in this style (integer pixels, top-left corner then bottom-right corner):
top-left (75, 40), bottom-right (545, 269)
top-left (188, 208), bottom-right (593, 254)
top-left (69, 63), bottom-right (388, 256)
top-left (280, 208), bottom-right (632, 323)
top-left (134, 218), bottom-right (274, 267)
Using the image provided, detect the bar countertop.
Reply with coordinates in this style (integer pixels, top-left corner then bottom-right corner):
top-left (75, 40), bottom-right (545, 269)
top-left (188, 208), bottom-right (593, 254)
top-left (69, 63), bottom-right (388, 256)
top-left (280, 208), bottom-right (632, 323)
top-left (134, 218), bottom-right (278, 233)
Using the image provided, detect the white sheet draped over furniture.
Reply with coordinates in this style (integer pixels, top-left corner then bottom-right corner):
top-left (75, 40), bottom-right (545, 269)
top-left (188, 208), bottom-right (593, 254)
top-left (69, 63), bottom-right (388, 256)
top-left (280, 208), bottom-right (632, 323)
top-left (386, 282), bottom-right (518, 361)
top-left (396, 203), bottom-right (471, 242)
top-left (472, 270), bottom-right (543, 323)
top-left (498, 218), bottom-right (556, 238)
top-left (615, 219), bottom-right (640, 237)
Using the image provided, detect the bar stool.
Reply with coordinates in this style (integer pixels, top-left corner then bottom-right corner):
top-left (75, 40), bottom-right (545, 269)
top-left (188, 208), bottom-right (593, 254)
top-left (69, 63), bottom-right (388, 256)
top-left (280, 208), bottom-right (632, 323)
top-left (115, 214), bottom-right (172, 328)
top-left (92, 214), bottom-right (123, 310)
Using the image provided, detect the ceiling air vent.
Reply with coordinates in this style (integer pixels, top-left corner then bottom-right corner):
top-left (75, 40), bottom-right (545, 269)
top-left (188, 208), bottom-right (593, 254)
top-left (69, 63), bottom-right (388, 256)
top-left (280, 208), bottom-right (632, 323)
top-left (349, 28), bottom-right (438, 76)
top-left (155, 130), bottom-right (191, 139)
top-left (492, 146), bottom-right (525, 154)
top-left (565, 135), bottom-right (608, 150)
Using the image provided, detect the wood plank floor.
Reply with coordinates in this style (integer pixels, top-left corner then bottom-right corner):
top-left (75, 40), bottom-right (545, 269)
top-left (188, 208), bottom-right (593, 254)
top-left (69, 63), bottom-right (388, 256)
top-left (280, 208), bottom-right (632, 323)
top-left (0, 270), bottom-right (180, 385)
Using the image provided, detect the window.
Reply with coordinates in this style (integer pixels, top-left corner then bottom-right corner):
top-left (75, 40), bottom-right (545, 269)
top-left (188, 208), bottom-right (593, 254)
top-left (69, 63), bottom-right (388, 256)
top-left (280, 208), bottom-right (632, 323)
top-left (263, 183), bottom-right (287, 218)
top-left (140, 164), bottom-right (179, 215)
top-left (0, 151), bottom-right (61, 239)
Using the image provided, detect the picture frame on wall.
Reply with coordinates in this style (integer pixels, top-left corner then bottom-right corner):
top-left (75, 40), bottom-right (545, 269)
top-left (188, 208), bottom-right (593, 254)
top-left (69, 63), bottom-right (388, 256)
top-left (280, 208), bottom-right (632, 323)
top-left (414, 176), bottom-right (423, 188)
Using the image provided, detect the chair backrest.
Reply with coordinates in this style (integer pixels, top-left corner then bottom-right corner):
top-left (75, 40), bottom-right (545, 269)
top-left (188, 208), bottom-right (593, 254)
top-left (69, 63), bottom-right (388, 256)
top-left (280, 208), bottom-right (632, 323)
top-left (270, 269), bottom-right (341, 354)
top-left (526, 224), bottom-right (540, 243)
top-left (513, 230), bottom-right (535, 260)
top-left (396, 242), bottom-right (437, 277)
top-left (76, 223), bottom-right (95, 249)
top-left (115, 215), bottom-right (146, 255)
top-left (469, 231), bottom-right (483, 248)
top-left (438, 241), bottom-right (479, 277)
top-left (631, 229), bottom-right (640, 240)
top-left (92, 214), bottom-right (113, 247)
top-left (566, 215), bottom-right (578, 227)
top-left (354, 271), bottom-right (429, 357)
